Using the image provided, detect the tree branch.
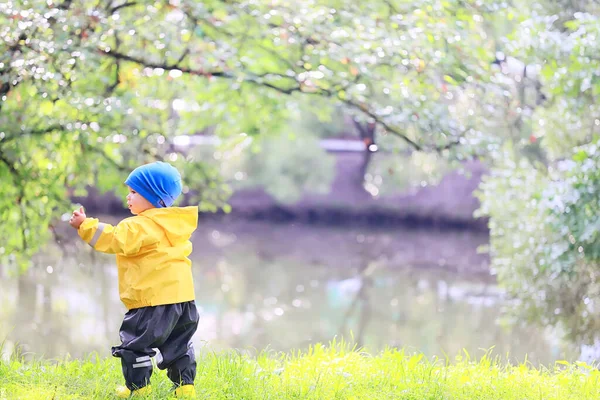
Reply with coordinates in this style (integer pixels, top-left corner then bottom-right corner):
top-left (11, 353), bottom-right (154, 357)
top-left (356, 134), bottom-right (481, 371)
top-left (102, 49), bottom-right (231, 78)
top-left (103, 48), bottom-right (306, 94)
top-left (57, 0), bottom-right (74, 10)
top-left (109, 1), bottom-right (138, 13)
top-left (101, 49), bottom-right (466, 153)
top-left (106, 31), bottom-right (122, 95)
top-left (81, 142), bottom-right (128, 172)
top-left (2, 125), bottom-right (70, 144)
top-left (0, 150), bottom-right (19, 178)
top-left (341, 98), bottom-right (423, 151)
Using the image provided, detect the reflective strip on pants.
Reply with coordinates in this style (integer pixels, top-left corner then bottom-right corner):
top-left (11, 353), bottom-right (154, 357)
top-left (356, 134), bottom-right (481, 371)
top-left (133, 355), bottom-right (152, 368)
top-left (133, 361), bottom-right (153, 368)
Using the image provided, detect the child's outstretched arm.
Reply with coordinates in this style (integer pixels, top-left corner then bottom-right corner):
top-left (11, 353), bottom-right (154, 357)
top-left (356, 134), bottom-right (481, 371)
top-left (69, 207), bottom-right (152, 255)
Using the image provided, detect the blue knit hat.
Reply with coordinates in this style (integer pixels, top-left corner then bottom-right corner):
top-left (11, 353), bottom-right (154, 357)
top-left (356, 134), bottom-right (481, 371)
top-left (125, 161), bottom-right (182, 208)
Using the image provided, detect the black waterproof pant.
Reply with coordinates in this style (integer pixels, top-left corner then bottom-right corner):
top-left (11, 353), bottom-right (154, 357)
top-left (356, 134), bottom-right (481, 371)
top-left (111, 301), bottom-right (199, 391)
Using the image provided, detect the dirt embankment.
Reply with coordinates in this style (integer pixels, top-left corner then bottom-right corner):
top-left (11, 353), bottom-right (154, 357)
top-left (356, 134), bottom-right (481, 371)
top-left (74, 154), bottom-right (488, 231)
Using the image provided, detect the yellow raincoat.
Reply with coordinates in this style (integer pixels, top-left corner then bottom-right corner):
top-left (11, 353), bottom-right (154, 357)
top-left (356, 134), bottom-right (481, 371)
top-left (78, 206), bottom-right (198, 310)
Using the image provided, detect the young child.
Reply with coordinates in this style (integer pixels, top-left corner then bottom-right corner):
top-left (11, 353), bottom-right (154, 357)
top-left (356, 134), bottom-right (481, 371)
top-left (69, 161), bottom-right (199, 398)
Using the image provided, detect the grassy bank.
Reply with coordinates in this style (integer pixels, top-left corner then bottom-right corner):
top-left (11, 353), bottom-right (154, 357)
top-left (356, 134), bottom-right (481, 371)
top-left (1, 342), bottom-right (599, 399)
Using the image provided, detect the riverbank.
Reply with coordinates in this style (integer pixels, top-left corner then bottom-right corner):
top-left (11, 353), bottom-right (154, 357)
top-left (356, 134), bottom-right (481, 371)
top-left (1, 342), bottom-right (597, 399)
top-left (73, 157), bottom-right (488, 231)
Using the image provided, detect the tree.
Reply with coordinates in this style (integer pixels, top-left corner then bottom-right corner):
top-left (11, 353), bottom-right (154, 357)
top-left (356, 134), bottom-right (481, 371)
top-left (0, 0), bottom-right (131, 268)
top-left (0, 0), bottom-right (500, 269)
top-left (475, 0), bottom-right (600, 344)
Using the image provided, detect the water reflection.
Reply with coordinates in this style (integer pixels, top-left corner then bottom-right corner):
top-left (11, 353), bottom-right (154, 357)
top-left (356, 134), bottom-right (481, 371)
top-left (0, 219), bottom-right (577, 365)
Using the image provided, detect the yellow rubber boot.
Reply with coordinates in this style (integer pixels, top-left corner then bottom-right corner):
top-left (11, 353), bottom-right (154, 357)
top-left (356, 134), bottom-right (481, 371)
top-left (174, 384), bottom-right (196, 398)
top-left (115, 385), bottom-right (152, 398)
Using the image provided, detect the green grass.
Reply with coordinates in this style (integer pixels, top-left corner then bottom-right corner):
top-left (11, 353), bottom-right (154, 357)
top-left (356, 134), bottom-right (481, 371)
top-left (1, 340), bottom-right (599, 399)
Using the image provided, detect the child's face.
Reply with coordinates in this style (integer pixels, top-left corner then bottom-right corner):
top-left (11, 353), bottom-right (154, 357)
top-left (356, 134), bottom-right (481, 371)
top-left (126, 186), bottom-right (154, 215)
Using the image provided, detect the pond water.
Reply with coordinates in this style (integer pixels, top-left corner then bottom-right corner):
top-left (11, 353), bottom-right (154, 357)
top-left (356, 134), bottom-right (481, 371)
top-left (0, 218), bottom-right (578, 365)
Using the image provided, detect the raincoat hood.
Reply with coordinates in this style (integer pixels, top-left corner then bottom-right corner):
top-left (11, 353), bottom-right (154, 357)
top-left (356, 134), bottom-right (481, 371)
top-left (139, 206), bottom-right (198, 244)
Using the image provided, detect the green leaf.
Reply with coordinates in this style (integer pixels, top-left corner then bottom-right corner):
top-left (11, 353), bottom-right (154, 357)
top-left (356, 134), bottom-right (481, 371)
top-left (443, 75), bottom-right (458, 85)
top-left (573, 150), bottom-right (587, 162)
top-left (40, 101), bottom-right (54, 115)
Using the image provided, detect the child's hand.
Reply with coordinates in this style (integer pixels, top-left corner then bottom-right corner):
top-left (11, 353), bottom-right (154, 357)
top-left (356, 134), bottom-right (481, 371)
top-left (69, 206), bottom-right (86, 229)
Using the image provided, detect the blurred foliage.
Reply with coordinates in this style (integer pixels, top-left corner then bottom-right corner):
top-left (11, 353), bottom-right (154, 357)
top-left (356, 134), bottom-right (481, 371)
top-left (3, 0), bottom-right (600, 344)
top-left (475, 1), bottom-right (600, 344)
top-left (365, 150), bottom-right (448, 197)
top-left (241, 132), bottom-right (336, 203)
top-left (476, 141), bottom-right (600, 345)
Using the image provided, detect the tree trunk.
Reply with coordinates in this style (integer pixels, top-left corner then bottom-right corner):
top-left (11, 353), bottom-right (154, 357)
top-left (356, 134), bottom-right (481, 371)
top-left (352, 118), bottom-right (377, 189)
top-left (17, 272), bottom-right (37, 322)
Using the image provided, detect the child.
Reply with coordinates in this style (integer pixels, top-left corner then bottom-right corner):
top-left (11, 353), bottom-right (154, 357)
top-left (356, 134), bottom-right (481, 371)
top-left (69, 161), bottom-right (199, 398)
